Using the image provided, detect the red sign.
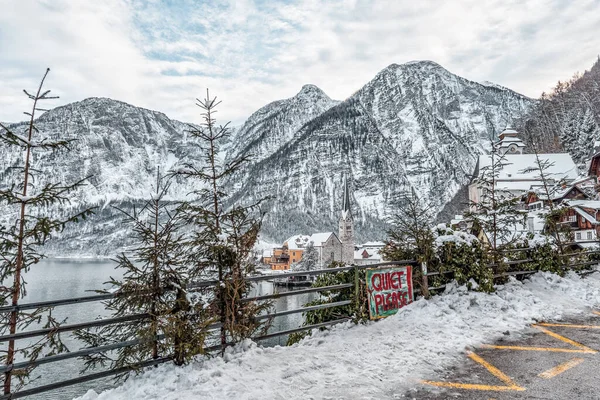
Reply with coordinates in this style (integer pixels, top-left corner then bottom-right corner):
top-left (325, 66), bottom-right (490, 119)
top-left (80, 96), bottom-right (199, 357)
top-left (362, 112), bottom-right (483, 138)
top-left (366, 265), bottom-right (413, 320)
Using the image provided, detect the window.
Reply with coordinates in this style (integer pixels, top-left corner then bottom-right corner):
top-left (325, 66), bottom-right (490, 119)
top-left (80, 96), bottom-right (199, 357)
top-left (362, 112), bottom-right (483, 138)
top-left (568, 215), bottom-right (577, 223)
top-left (587, 232), bottom-right (593, 240)
top-left (576, 232), bottom-right (582, 240)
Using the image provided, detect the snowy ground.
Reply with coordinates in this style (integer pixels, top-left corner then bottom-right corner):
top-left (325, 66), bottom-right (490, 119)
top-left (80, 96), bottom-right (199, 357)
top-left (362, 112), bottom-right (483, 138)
top-left (77, 270), bottom-right (600, 400)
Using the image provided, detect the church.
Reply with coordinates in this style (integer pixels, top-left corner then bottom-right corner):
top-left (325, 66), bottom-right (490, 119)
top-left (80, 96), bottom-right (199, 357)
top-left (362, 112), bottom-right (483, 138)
top-left (266, 176), bottom-right (355, 269)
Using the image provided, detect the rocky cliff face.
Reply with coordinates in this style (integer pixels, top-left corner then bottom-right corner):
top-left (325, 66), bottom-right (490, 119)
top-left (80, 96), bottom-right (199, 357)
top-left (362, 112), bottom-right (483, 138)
top-left (0, 61), bottom-right (534, 255)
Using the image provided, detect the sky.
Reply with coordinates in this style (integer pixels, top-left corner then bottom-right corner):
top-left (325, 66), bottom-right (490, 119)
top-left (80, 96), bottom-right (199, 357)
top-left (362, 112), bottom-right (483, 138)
top-left (1, 0), bottom-right (599, 125)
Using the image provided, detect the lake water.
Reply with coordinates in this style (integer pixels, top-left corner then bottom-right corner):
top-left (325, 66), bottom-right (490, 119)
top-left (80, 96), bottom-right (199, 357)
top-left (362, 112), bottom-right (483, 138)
top-left (9, 259), bottom-right (317, 399)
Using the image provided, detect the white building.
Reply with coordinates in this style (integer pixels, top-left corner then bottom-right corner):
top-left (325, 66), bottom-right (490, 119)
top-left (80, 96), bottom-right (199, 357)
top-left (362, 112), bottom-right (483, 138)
top-left (469, 127), bottom-right (579, 205)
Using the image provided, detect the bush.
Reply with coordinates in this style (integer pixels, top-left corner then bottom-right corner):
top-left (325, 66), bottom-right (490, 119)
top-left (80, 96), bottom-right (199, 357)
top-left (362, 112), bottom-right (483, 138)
top-left (287, 262), bottom-right (368, 345)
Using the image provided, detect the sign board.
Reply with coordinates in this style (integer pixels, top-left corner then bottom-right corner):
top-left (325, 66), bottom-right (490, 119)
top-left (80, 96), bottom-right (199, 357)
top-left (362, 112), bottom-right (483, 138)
top-left (366, 265), bottom-right (413, 320)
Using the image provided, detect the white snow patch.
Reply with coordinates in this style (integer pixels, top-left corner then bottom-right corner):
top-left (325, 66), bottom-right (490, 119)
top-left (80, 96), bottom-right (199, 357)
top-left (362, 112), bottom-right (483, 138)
top-left (76, 270), bottom-right (600, 400)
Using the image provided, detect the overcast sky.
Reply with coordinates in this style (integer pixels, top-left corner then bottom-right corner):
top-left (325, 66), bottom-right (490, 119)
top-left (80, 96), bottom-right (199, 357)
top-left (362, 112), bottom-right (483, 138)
top-left (1, 0), bottom-right (599, 125)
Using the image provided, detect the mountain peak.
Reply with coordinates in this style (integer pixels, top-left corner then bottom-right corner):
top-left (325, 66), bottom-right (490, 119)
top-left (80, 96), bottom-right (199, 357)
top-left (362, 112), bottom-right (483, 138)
top-left (296, 84), bottom-right (329, 99)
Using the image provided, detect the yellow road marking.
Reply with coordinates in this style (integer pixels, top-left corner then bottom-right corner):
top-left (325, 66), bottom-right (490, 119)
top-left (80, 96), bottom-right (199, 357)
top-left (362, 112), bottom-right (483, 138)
top-left (533, 325), bottom-right (597, 353)
top-left (593, 311), bottom-right (600, 316)
top-left (538, 323), bottom-right (600, 329)
top-left (468, 352), bottom-right (520, 387)
top-left (480, 344), bottom-right (595, 354)
top-left (421, 352), bottom-right (525, 392)
top-left (538, 357), bottom-right (584, 379)
top-left (420, 381), bottom-right (524, 391)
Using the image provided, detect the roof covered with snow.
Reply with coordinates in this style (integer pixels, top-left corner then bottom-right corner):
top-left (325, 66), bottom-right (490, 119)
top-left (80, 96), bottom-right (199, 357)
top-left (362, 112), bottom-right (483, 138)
top-left (310, 232), bottom-right (337, 247)
top-left (284, 235), bottom-right (312, 250)
top-left (500, 127), bottom-right (518, 136)
top-left (497, 137), bottom-right (526, 147)
top-left (565, 200), bottom-right (600, 209)
top-left (572, 207), bottom-right (598, 225)
top-left (362, 241), bottom-right (385, 248)
top-left (262, 249), bottom-right (273, 258)
top-left (477, 153), bottom-right (579, 185)
top-left (354, 248), bottom-right (381, 260)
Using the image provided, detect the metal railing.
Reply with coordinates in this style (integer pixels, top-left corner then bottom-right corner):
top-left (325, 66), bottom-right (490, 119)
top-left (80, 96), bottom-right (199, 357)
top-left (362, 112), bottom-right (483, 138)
top-left (0, 260), bottom-right (417, 399)
top-left (2, 250), bottom-right (599, 399)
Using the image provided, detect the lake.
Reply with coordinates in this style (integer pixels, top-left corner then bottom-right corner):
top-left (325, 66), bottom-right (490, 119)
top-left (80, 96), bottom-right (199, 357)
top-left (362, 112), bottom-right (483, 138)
top-left (8, 259), bottom-right (317, 399)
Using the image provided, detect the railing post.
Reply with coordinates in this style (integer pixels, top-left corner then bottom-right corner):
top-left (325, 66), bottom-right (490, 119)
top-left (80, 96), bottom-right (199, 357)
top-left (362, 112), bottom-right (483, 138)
top-left (421, 262), bottom-right (430, 299)
top-left (353, 264), bottom-right (360, 314)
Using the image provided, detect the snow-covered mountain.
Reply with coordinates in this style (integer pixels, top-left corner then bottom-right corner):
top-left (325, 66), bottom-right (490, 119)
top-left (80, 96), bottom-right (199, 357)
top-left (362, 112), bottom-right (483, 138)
top-left (228, 61), bottom-right (533, 242)
top-left (0, 61), bottom-right (534, 255)
top-left (0, 98), bottom-right (205, 255)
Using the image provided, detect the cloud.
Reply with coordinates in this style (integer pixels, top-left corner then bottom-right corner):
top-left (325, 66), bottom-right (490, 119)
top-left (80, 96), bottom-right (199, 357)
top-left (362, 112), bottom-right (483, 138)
top-left (1, 0), bottom-right (599, 125)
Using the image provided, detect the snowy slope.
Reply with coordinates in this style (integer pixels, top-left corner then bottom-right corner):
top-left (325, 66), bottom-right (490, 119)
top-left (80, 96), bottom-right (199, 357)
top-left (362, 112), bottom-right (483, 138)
top-left (0, 98), bottom-right (208, 255)
top-left (231, 61), bottom-right (533, 242)
top-left (1, 61), bottom-right (534, 255)
top-left (76, 270), bottom-right (600, 400)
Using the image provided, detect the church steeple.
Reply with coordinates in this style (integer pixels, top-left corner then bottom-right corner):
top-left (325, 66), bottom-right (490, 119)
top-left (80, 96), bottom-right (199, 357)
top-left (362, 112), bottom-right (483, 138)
top-left (341, 175), bottom-right (352, 220)
top-left (339, 175), bottom-right (354, 265)
top-left (496, 125), bottom-right (525, 155)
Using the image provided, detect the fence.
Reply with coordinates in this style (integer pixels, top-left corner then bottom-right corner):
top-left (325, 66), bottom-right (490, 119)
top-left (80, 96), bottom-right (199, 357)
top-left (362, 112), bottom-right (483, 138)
top-left (1, 248), bottom-right (599, 399)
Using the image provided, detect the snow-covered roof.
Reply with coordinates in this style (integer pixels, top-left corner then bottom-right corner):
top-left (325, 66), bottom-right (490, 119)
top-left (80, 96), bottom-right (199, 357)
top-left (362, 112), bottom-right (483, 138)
top-left (571, 175), bottom-right (596, 188)
top-left (478, 153), bottom-right (579, 184)
top-left (500, 127), bottom-right (518, 135)
top-left (262, 249), bottom-right (273, 258)
top-left (495, 180), bottom-right (543, 191)
top-left (284, 234), bottom-right (312, 250)
top-left (475, 211), bottom-right (547, 246)
top-left (498, 137), bottom-right (526, 147)
top-left (310, 232), bottom-right (336, 247)
top-left (537, 184), bottom-right (585, 201)
top-left (354, 248), bottom-right (381, 260)
top-left (565, 200), bottom-right (600, 209)
top-left (362, 241), bottom-right (385, 248)
top-left (572, 207), bottom-right (598, 225)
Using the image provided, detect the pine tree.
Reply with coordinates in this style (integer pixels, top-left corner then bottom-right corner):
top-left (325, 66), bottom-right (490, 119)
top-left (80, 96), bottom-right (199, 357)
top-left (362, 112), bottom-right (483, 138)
top-left (75, 170), bottom-right (214, 371)
top-left (527, 143), bottom-right (569, 253)
top-left (0, 69), bottom-right (93, 394)
top-left (382, 189), bottom-right (435, 298)
top-left (173, 90), bottom-right (271, 350)
top-left (466, 143), bottom-right (523, 264)
top-left (382, 189), bottom-right (435, 263)
top-left (293, 241), bottom-right (317, 272)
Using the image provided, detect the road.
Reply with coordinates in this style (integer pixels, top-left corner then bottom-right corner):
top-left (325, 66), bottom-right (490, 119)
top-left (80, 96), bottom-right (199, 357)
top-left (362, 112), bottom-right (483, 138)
top-left (408, 310), bottom-right (600, 399)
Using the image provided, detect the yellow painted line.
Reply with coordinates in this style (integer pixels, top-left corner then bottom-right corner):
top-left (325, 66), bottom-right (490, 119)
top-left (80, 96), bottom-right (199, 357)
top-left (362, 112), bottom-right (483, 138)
top-left (420, 381), bottom-right (524, 392)
top-left (538, 357), bottom-right (584, 379)
top-left (593, 311), bottom-right (600, 316)
top-left (468, 352), bottom-right (519, 387)
top-left (480, 344), bottom-right (595, 354)
top-left (421, 352), bottom-right (525, 392)
top-left (537, 323), bottom-right (600, 329)
top-left (533, 325), bottom-right (597, 353)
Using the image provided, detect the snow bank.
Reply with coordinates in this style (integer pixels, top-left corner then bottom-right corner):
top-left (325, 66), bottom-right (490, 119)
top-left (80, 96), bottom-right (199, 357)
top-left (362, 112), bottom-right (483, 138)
top-left (76, 270), bottom-right (600, 400)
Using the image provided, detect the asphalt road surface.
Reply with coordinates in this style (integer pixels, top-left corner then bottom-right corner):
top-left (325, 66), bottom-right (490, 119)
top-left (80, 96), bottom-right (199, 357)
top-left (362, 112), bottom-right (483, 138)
top-left (407, 310), bottom-right (600, 399)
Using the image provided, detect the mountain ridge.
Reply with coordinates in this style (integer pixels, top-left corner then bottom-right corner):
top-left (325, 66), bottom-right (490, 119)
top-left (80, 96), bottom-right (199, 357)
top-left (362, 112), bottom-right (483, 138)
top-left (1, 60), bottom-right (536, 254)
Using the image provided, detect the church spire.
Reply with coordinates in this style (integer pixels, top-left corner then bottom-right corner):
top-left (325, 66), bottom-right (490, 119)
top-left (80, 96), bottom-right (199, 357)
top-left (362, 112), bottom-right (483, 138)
top-left (342, 175), bottom-right (351, 219)
top-left (339, 174), bottom-right (354, 265)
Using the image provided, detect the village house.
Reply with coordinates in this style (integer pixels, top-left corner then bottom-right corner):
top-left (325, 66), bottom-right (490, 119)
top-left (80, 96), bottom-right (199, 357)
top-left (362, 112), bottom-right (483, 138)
top-left (352, 241), bottom-right (385, 266)
top-left (559, 200), bottom-right (600, 247)
top-left (469, 127), bottom-right (579, 207)
top-left (524, 183), bottom-right (589, 210)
